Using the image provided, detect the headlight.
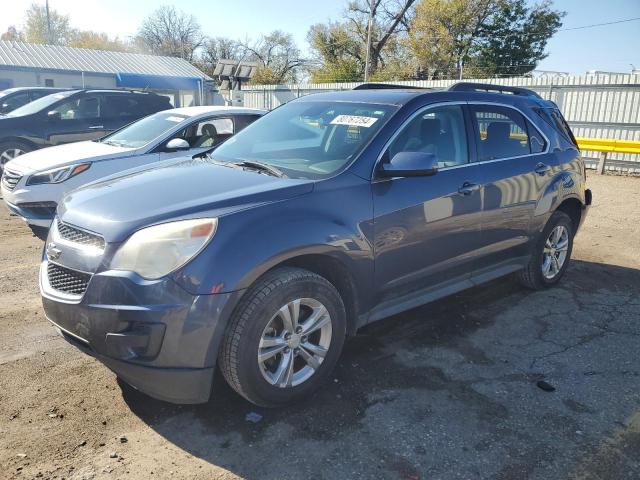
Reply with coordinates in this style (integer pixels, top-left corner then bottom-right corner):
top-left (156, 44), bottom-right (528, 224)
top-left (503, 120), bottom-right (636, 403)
top-left (110, 218), bottom-right (218, 280)
top-left (27, 163), bottom-right (91, 185)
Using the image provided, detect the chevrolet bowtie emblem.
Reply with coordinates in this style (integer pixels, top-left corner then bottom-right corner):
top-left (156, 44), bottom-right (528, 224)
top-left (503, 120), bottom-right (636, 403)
top-left (46, 242), bottom-right (62, 261)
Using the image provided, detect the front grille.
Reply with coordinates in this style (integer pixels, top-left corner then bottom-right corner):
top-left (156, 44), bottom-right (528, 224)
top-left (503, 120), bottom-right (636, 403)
top-left (2, 169), bottom-right (21, 191)
top-left (47, 263), bottom-right (91, 296)
top-left (57, 222), bottom-right (105, 250)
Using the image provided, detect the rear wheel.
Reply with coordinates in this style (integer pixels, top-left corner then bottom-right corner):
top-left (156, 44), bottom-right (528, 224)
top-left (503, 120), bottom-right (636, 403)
top-left (0, 141), bottom-right (31, 173)
top-left (519, 211), bottom-right (574, 289)
top-left (219, 267), bottom-right (346, 407)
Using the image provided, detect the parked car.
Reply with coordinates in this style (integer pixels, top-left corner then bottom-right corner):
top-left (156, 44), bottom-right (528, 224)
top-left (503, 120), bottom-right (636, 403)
top-left (0, 87), bottom-right (69, 115)
top-left (1, 106), bottom-right (265, 234)
top-left (0, 89), bottom-right (173, 171)
top-left (40, 83), bottom-right (591, 407)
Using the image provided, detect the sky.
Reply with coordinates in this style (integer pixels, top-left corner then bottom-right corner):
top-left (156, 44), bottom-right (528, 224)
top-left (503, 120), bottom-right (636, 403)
top-left (1, 0), bottom-right (639, 75)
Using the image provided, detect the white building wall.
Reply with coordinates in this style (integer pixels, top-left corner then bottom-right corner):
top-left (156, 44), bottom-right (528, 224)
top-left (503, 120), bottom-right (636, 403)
top-left (0, 68), bottom-right (116, 89)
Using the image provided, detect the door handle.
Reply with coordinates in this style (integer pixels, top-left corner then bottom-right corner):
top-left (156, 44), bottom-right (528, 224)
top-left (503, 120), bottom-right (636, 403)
top-left (458, 182), bottom-right (480, 196)
top-left (89, 125), bottom-right (104, 129)
top-left (534, 163), bottom-right (551, 176)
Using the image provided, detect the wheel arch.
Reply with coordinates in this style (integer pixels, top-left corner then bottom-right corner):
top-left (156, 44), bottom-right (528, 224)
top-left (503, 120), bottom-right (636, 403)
top-left (556, 197), bottom-right (583, 232)
top-left (0, 136), bottom-right (38, 151)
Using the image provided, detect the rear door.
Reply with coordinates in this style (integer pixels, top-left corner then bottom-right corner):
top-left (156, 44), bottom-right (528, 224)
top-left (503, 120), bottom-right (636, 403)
top-left (469, 103), bottom-right (552, 273)
top-left (101, 94), bottom-right (145, 133)
top-left (372, 103), bottom-right (485, 306)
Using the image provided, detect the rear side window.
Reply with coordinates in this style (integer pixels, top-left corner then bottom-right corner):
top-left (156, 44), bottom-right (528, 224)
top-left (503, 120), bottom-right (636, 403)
top-left (546, 108), bottom-right (577, 147)
top-left (102, 95), bottom-right (143, 118)
top-left (472, 106), bottom-right (538, 161)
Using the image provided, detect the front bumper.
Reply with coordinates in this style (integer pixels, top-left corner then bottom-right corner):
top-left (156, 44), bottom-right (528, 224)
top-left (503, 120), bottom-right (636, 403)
top-left (41, 261), bottom-right (245, 404)
top-left (5, 199), bottom-right (56, 227)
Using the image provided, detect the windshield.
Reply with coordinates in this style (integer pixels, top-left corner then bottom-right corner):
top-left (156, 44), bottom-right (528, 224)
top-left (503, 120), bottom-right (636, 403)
top-left (99, 111), bottom-right (189, 148)
top-left (0, 89), bottom-right (18, 99)
top-left (7, 91), bottom-right (77, 117)
top-left (212, 101), bottom-right (396, 179)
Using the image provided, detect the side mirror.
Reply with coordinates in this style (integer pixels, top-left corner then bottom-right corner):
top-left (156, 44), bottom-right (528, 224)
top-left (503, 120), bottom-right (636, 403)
top-left (47, 110), bottom-right (61, 121)
top-left (165, 138), bottom-right (190, 151)
top-left (379, 151), bottom-right (439, 178)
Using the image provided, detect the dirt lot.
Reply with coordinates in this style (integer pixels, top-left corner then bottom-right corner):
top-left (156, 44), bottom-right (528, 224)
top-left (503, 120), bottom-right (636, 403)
top-left (0, 174), bottom-right (639, 480)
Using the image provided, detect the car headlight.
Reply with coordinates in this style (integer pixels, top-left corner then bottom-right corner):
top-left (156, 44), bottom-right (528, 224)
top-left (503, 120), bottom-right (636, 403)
top-left (110, 218), bottom-right (218, 280)
top-left (27, 163), bottom-right (91, 185)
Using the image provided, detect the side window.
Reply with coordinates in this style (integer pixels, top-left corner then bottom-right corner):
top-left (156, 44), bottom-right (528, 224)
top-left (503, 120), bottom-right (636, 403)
top-left (233, 114), bottom-right (261, 133)
top-left (173, 117), bottom-right (235, 149)
top-left (527, 119), bottom-right (546, 153)
top-left (53, 95), bottom-right (102, 120)
top-left (386, 104), bottom-right (468, 167)
top-left (102, 95), bottom-right (142, 119)
top-left (473, 106), bottom-right (531, 161)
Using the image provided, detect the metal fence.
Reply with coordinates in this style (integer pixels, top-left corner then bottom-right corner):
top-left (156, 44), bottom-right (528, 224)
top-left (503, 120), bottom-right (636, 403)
top-left (235, 74), bottom-right (640, 173)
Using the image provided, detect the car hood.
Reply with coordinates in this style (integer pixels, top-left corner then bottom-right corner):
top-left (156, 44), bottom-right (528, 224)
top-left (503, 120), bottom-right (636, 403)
top-left (6, 141), bottom-right (136, 174)
top-left (58, 158), bottom-right (314, 243)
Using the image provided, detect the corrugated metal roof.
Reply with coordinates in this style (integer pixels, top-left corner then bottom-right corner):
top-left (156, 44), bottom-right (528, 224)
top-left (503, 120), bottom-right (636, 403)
top-left (0, 41), bottom-right (210, 79)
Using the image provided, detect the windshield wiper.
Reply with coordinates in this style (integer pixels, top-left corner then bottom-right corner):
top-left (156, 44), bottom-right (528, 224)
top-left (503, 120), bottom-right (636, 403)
top-left (233, 160), bottom-right (287, 178)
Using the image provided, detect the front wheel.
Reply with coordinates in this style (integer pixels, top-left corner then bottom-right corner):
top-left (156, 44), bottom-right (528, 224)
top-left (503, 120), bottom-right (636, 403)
top-left (519, 210), bottom-right (574, 289)
top-left (0, 140), bottom-right (31, 173)
top-left (219, 267), bottom-right (346, 407)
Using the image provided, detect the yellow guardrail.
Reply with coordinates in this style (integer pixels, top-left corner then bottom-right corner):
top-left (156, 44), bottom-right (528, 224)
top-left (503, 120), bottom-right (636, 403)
top-left (575, 137), bottom-right (640, 173)
top-left (576, 137), bottom-right (640, 154)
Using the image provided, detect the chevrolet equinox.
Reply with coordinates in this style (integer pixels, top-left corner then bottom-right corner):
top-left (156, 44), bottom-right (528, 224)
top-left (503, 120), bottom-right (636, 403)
top-left (40, 83), bottom-right (592, 407)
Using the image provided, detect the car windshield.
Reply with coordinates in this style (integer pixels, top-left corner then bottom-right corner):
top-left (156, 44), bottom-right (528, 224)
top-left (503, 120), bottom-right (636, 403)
top-left (99, 111), bottom-right (190, 148)
top-left (0, 89), bottom-right (18, 99)
top-left (6, 91), bottom-right (77, 117)
top-left (212, 101), bottom-right (396, 179)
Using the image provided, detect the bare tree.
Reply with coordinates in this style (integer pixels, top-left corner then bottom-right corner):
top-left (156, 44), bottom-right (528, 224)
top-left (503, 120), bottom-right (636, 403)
top-left (137, 5), bottom-right (204, 60)
top-left (197, 37), bottom-right (243, 77)
top-left (241, 31), bottom-right (305, 84)
top-left (347, 0), bottom-right (417, 73)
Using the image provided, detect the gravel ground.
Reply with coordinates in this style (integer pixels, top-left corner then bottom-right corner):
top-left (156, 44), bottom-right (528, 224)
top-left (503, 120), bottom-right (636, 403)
top-left (0, 173), bottom-right (639, 480)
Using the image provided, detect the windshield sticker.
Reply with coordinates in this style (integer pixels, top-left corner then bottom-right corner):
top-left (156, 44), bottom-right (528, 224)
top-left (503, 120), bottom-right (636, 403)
top-left (330, 115), bottom-right (378, 128)
top-left (165, 116), bottom-right (185, 122)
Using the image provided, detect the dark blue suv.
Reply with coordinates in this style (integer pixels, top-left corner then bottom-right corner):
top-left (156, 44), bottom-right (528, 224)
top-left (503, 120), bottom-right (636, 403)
top-left (40, 83), bottom-right (591, 407)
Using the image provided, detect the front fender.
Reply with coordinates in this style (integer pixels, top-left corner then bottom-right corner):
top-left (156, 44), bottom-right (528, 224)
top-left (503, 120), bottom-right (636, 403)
top-left (173, 174), bottom-right (375, 306)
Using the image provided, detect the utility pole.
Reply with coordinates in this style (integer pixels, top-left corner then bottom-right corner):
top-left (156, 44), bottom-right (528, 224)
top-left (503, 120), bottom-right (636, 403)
top-left (364, 0), bottom-right (374, 82)
top-left (45, 0), bottom-right (53, 44)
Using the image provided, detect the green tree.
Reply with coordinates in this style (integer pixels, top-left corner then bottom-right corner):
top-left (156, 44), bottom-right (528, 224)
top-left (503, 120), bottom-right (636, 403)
top-left (407, 0), bottom-right (564, 79)
top-left (24, 2), bottom-right (73, 45)
top-left (468, 0), bottom-right (564, 77)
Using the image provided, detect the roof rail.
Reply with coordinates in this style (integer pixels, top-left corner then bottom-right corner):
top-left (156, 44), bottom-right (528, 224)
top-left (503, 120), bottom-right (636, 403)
top-left (353, 83), bottom-right (426, 90)
top-left (448, 82), bottom-right (542, 99)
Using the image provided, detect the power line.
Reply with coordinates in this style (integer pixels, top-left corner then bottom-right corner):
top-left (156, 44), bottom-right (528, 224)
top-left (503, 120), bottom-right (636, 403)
top-left (559, 17), bottom-right (640, 31)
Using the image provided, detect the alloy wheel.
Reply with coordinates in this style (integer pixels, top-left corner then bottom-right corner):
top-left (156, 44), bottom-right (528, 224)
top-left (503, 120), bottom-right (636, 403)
top-left (542, 225), bottom-right (569, 279)
top-left (258, 298), bottom-right (332, 388)
top-left (0, 148), bottom-right (25, 168)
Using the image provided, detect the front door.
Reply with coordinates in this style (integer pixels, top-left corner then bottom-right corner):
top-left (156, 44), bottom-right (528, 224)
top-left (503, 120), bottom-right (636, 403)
top-left (46, 94), bottom-right (106, 144)
top-left (372, 104), bottom-right (485, 306)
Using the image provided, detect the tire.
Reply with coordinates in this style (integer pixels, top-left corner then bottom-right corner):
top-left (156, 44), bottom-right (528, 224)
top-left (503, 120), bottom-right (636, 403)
top-left (519, 210), bottom-right (574, 290)
top-left (0, 140), bottom-right (32, 173)
top-left (219, 267), bottom-right (346, 407)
